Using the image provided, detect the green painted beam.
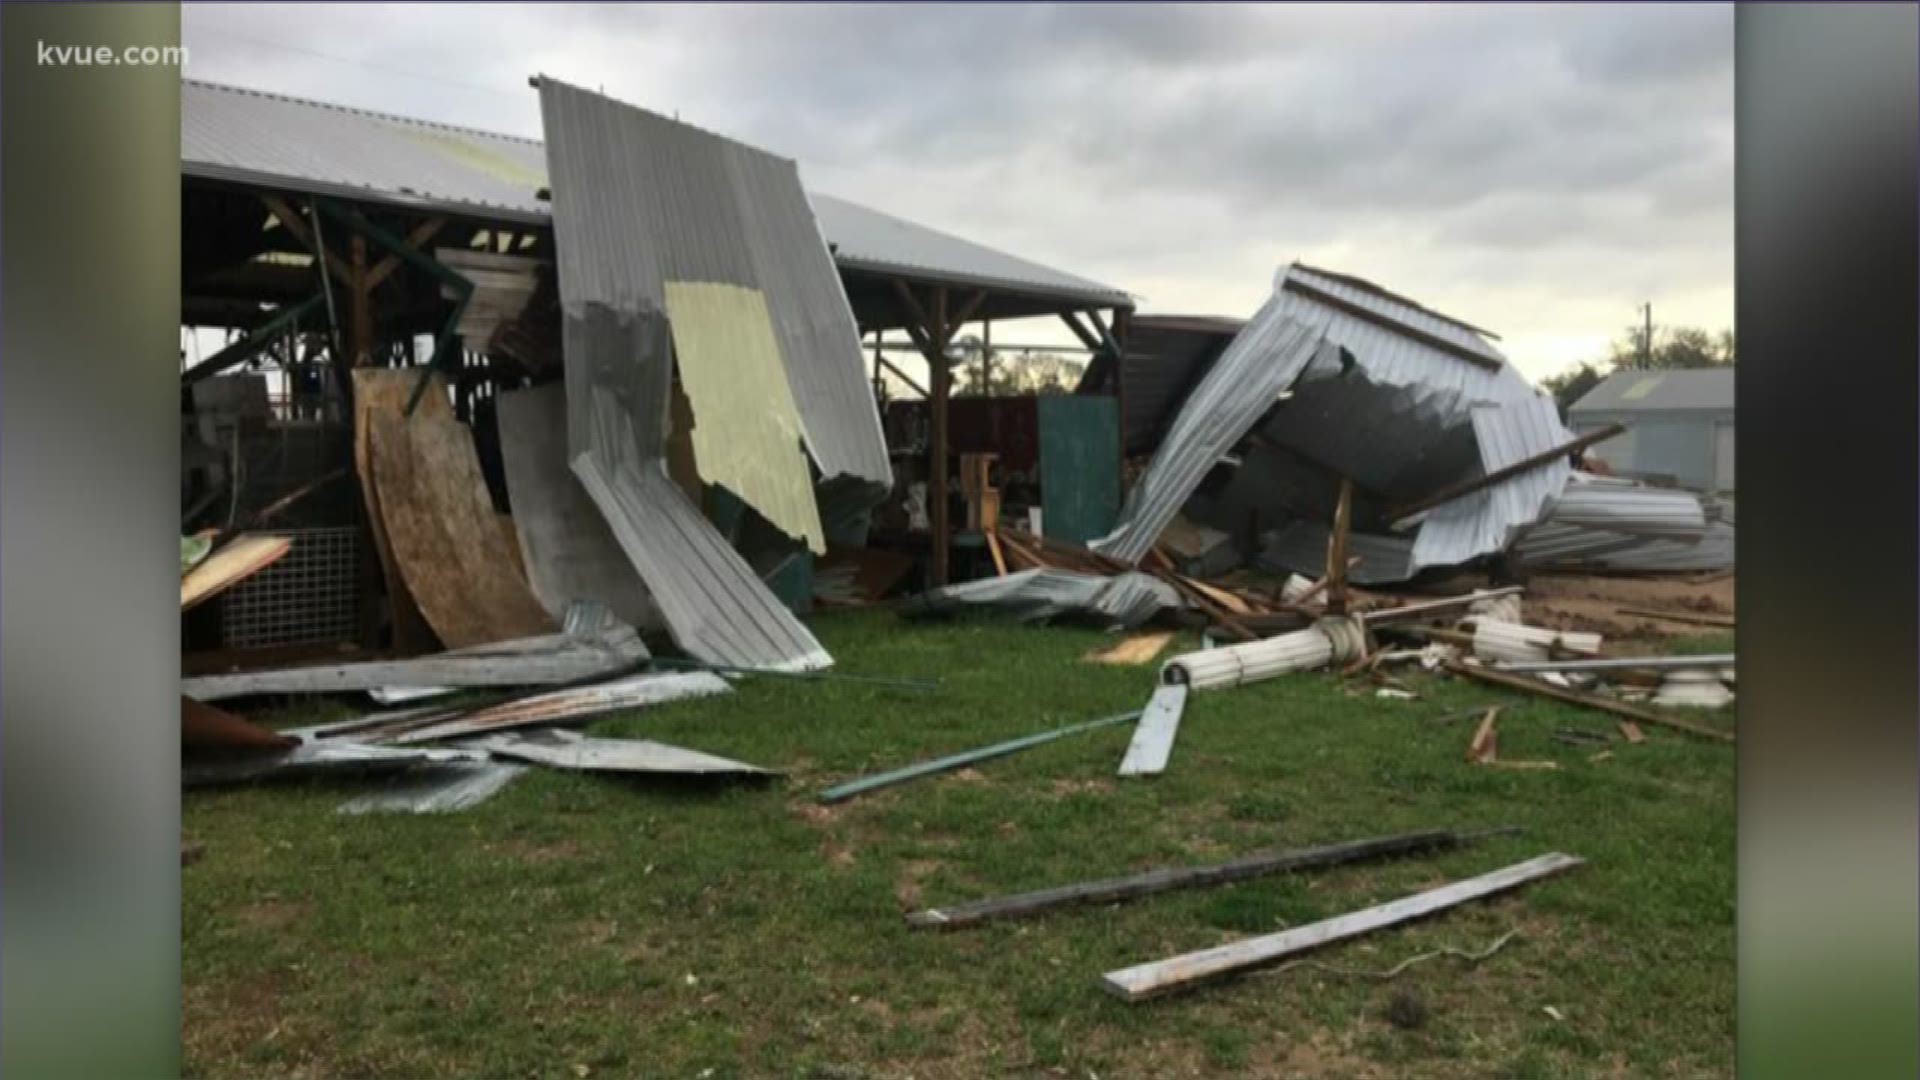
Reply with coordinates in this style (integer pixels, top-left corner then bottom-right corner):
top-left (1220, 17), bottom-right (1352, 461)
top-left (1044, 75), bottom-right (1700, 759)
top-left (818, 709), bottom-right (1142, 804)
top-left (180, 293), bottom-right (327, 384)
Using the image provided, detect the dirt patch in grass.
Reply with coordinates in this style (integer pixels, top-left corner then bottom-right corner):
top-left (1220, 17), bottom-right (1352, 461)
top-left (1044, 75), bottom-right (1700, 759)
top-left (233, 896), bottom-right (313, 932)
top-left (492, 837), bottom-right (582, 865)
top-left (1048, 777), bottom-right (1115, 797)
top-left (893, 859), bottom-right (946, 909)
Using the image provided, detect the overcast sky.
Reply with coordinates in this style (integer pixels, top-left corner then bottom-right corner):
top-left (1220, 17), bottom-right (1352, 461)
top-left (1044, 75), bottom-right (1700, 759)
top-left (181, 2), bottom-right (1733, 381)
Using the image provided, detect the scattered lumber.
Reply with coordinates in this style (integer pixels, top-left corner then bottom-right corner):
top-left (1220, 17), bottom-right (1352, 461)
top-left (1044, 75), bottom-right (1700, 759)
top-left (180, 534), bottom-right (291, 610)
top-left (1101, 852), bottom-right (1584, 1001)
top-left (1466, 707), bottom-right (1501, 763)
top-left (1616, 606), bottom-right (1735, 629)
top-left (906, 828), bottom-right (1506, 931)
top-left (1446, 660), bottom-right (1733, 743)
top-left (1084, 631), bottom-right (1177, 666)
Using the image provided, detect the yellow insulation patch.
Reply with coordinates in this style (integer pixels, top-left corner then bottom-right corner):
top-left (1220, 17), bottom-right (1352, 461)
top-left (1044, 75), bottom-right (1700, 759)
top-left (665, 281), bottom-right (825, 554)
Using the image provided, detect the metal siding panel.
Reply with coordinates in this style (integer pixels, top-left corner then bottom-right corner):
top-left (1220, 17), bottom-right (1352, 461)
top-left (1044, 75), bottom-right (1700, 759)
top-left (541, 80), bottom-right (832, 670)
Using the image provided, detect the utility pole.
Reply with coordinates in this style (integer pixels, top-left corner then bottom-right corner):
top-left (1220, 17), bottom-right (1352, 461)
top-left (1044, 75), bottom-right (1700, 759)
top-left (1641, 302), bottom-right (1654, 369)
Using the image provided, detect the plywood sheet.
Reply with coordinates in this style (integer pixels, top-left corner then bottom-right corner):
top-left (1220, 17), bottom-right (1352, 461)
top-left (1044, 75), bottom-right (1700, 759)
top-left (665, 281), bottom-right (824, 553)
top-left (368, 409), bottom-right (555, 648)
top-left (353, 369), bottom-right (453, 652)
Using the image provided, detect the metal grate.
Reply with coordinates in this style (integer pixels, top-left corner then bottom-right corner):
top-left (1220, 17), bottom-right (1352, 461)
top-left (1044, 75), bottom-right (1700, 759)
top-left (220, 526), bottom-right (362, 647)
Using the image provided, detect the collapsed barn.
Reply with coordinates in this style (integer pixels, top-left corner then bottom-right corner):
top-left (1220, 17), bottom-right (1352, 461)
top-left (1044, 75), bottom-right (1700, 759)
top-left (180, 75), bottom-right (1732, 716)
top-left (182, 77), bottom-right (1137, 669)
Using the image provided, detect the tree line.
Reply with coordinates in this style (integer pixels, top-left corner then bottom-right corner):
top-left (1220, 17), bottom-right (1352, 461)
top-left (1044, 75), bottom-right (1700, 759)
top-left (1541, 323), bottom-right (1734, 415)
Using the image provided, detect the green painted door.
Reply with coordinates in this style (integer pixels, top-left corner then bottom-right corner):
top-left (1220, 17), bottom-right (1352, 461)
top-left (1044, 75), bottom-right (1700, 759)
top-left (1038, 395), bottom-right (1120, 545)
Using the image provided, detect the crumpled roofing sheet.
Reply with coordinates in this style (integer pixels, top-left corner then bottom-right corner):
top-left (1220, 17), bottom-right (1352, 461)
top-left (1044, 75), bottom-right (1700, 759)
top-left (336, 761), bottom-right (530, 814)
top-left (1105, 264), bottom-right (1577, 582)
top-left (536, 76), bottom-right (886, 499)
top-left (907, 568), bottom-right (1180, 628)
top-left (180, 625), bottom-right (649, 701)
top-left (497, 384), bottom-right (661, 631)
top-left (539, 79), bottom-right (834, 671)
top-left (1513, 473), bottom-right (1727, 572)
top-left (477, 728), bottom-right (774, 776)
top-left (1411, 395), bottom-right (1572, 568)
top-left (1091, 307), bottom-right (1328, 562)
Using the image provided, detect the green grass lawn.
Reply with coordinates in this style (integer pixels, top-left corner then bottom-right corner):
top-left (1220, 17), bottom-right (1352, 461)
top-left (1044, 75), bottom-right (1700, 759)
top-left (184, 612), bottom-right (1734, 1079)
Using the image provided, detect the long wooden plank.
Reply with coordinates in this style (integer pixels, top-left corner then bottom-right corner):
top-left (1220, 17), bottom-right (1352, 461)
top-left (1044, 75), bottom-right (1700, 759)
top-left (906, 829), bottom-right (1464, 930)
top-left (1117, 682), bottom-right (1191, 777)
top-left (818, 710), bottom-right (1141, 804)
top-left (1616, 606), bottom-right (1736, 629)
top-left (180, 535), bottom-right (291, 610)
top-left (1447, 660), bottom-right (1734, 743)
top-left (1101, 852), bottom-right (1584, 1001)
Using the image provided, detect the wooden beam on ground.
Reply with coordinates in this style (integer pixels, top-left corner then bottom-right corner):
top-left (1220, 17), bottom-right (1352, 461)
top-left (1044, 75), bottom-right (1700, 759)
top-left (1325, 476), bottom-right (1354, 615)
top-left (1151, 569), bottom-right (1259, 642)
top-left (1101, 852), bottom-right (1584, 1001)
top-left (1466, 706), bottom-right (1501, 763)
top-left (906, 828), bottom-right (1475, 931)
top-left (1387, 424), bottom-right (1627, 524)
top-left (1615, 606), bottom-right (1736, 629)
top-left (1446, 660), bottom-right (1734, 742)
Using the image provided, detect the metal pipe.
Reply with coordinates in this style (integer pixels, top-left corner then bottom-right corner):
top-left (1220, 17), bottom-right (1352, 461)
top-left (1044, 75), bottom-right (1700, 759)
top-left (819, 709), bottom-right (1141, 804)
top-left (1359, 586), bottom-right (1525, 625)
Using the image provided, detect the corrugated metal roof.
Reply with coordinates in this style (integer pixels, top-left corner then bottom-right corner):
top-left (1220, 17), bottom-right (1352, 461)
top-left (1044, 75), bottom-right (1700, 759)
top-left (181, 79), bottom-right (1128, 306)
top-left (1541, 473), bottom-right (1708, 537)
top-left (810, 193), bottom-right (1132, 306)
top-left (1569, 367), bottom-right (1734, 413)
top-left (1280, 264), bottom-right (1508, 368)
top-left (542, 75), bottom-right (836, 671)
top-left (1411, 394), bottom-right (1572, 568)
top-left (1124, 264), bottom-right (1573, 581)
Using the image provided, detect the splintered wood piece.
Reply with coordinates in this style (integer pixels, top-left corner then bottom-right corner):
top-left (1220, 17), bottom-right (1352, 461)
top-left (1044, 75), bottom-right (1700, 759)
top-left (1466, 707), bottom-right (1501, 763)
top-left (1085, 631), bottom-right (1177, 666)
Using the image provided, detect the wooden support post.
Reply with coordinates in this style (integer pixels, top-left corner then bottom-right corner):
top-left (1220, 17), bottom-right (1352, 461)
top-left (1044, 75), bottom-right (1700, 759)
top-left (1111, 306), bottom-right (1131, 469)
top-left (1325, 476), bottom-right (1353, 615)
top-left (348, 234), bottom-right (373, 368)
top-left (929, 286), bottom-right (952, 585)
